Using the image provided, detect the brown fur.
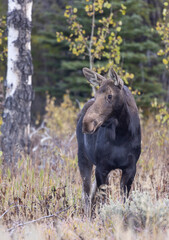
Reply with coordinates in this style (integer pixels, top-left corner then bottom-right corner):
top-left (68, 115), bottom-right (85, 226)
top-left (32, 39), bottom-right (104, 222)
top-left (77, 98), bottom-right (95, 123)
top-left (76, 68), bottom-right (141, 216)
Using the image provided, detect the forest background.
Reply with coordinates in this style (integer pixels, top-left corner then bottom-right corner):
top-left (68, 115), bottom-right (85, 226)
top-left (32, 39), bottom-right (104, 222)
top-left (1, 0), bottom-right (169, 121)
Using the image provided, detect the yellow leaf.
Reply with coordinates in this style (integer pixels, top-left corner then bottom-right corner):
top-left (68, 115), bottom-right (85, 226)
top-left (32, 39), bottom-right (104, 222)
top-left (117, 36), bottom-right (122, 44)
top-left (121, 10), bottom-right (126, 15)
top-left (163, 8), bottom-right (167, 16)
top-left (163, 58), bottom-right (168, 65)
top-left (104, 2), bottom-right (111, 9)
top-left (116, 27), bottom-right (121, 32)
top-left (157, 49), bottom-right (164, 56)
top-left (73, 8), bottom-right (78, 13)
top-left (66, 5), bottom-right (71, 9)
top-left (130, 73), bottom-right (134, 79)
top-left (121, 4), bottom-right (127, 10)
top-left (85, 5), bottom-right (89, 12)
top-left (64, 12), bottom-right (70, 18)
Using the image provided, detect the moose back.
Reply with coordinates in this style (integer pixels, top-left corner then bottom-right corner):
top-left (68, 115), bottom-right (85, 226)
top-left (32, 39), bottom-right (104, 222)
top-left (76, 67), bottom-right (141, 215)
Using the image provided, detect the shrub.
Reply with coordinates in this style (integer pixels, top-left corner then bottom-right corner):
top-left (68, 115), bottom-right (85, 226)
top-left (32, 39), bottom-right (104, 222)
top-left (101, 191), bottom-right (169, 230)
top-left (44, 92), bottom-right (78, 139)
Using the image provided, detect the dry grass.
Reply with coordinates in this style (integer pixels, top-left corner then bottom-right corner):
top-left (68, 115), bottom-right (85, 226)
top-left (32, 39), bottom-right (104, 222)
top-left (0, 98), bottom-right (169, 239)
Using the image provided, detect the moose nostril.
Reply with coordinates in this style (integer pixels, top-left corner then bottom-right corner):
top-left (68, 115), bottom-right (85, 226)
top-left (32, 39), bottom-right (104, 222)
top-left (82, 122), bottom-right (88, 132)
top-left (93, 120), bottom-right (98, 127)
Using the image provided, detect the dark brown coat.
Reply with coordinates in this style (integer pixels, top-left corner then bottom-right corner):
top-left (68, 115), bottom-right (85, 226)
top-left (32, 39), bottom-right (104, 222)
top-left (76, 68), bottom-right (141, 215)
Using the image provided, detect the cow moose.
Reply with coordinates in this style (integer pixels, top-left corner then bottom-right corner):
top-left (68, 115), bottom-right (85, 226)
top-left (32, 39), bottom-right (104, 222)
top-left (76, 67), bottom-right (141, 216)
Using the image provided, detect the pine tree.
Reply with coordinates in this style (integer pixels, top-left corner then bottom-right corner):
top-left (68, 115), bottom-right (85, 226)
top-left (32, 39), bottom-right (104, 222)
top-left (112, 0), bottom-right (167, 110)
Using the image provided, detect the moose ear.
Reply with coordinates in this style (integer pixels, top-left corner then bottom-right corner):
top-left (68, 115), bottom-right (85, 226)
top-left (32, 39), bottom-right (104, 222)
top-left (108, 68), bottom-right (124, 89)
top-left (82, 67), bottom-right (106, 86)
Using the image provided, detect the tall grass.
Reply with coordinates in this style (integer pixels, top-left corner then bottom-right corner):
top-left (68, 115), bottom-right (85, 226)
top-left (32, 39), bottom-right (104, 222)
top-left (0, 96), bottom-right (169, 239)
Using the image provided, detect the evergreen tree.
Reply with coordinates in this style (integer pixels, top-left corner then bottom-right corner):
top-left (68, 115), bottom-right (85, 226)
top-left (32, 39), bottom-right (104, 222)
top-left (1, 0), bottom-right (168, 118)
top-left (112, 0), bottom-right (167, 110)
top-left (31, 0), bottom-right (90, 120)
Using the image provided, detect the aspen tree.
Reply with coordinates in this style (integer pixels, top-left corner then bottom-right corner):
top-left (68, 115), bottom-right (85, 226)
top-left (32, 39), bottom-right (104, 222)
top-left (1, 0), bottom-right (33, 162)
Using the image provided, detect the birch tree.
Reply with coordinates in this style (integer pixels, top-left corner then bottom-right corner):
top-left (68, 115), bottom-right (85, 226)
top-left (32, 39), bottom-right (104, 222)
top-left (1, 0), bottom-right (33, 163)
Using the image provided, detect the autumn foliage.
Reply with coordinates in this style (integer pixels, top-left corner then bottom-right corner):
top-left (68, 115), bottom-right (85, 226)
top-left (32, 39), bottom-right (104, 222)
top-left (56, 0), bottom-right (134, 85)
top-left (156, 1), bottom-right (169, 69)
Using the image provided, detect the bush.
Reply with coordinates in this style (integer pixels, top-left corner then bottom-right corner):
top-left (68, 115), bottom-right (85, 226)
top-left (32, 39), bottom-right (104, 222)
top-left (44, 92), bottom-right (78, 139)
top-left (101, 191), bottom-right (169, 230)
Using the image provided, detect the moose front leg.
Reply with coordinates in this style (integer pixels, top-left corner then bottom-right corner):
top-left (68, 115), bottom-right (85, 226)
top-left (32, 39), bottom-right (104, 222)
top-left (78, 155), bottom-right (93, 217)
top-left (91, 178), bottom-right (97, 202)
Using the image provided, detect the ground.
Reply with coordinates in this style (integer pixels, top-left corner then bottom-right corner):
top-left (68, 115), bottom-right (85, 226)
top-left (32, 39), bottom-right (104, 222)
top-left (0, 99), bottom-right (169, 239)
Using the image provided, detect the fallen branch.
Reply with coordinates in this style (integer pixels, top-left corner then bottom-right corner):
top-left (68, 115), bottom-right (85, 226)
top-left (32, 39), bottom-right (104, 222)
top-left (0, 205), bottom-right (28, 219)
top-left (8, 206), bottom-right (71, 233)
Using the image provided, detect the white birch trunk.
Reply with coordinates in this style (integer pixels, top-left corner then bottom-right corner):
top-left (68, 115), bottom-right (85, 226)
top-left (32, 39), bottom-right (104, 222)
top-left (1, 0), bottom-right (33, 163)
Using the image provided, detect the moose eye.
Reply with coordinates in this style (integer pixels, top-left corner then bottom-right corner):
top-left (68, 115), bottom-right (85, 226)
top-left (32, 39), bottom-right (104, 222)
top-left (108, 95), bottom-right (112, 100)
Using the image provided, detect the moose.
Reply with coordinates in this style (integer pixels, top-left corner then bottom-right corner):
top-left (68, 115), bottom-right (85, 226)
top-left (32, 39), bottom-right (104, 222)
top-left (76, 67), bottom-right (141, 215)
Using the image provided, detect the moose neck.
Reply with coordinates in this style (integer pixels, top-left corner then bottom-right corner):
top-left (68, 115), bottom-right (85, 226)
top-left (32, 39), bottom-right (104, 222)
top-left (116, 101), bottom-right (131, 131)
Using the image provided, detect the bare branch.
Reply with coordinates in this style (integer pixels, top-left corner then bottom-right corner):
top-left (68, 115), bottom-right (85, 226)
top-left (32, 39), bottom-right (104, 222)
top-left (89, 0), bottom-right (96, 95)
top-left (89, 0), bottom-right (95, 70)
top-left (0, 205), bottom-right (28, 219)
top-left (8, 206), bottom-right (71, 233)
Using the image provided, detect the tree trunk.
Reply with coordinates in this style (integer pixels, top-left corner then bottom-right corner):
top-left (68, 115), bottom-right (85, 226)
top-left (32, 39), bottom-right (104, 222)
top-left (1, 0), bottom-right (33, 163)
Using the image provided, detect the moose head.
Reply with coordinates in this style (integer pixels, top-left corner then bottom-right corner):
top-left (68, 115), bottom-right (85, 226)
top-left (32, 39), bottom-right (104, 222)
top-left (82, 68), bottom-right (124, 134)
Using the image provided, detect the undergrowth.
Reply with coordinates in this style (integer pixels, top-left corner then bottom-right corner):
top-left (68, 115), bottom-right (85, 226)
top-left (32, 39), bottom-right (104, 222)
top-left (45, 93), bottom-right (78, 139)
top-left (0, 95), bottom-right (169, 239)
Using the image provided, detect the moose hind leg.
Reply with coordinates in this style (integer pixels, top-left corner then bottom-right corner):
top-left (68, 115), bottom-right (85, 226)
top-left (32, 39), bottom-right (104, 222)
top-left (95, 167), bottom-right (109, 188)
top-left (120, 164), bottom-right (136, 201)
top-left (78, 156), bottom-right (93, 216)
